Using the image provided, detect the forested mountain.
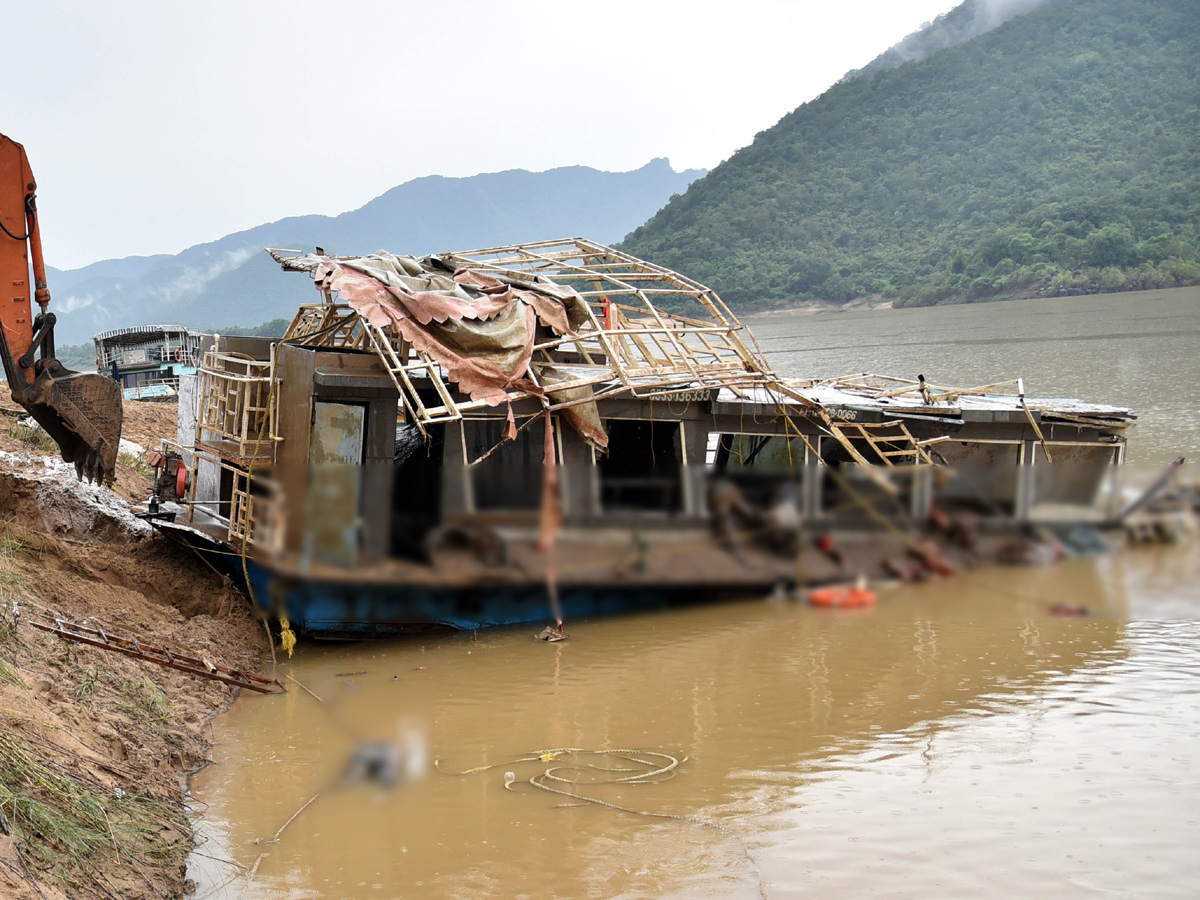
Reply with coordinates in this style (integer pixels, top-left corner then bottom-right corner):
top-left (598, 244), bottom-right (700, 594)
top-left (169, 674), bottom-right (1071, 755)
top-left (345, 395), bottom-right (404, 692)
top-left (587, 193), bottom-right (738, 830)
top-left (621, 0), bottom-right (1199, 308)
top-left (49, 159), bottom-right (703, 345)
top-left (841, 0), bottom-right (1051, 83)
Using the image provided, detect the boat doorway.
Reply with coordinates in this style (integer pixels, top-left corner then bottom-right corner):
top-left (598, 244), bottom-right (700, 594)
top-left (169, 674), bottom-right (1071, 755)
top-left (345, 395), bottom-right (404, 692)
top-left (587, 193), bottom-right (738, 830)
top-left (599, 419), bottom-right (684, 513)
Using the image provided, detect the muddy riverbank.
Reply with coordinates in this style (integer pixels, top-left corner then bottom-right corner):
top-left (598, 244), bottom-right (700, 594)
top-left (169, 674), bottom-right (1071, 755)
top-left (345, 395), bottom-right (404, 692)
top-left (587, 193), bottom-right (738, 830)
top-left (0, 400), bottom-right (267, 900)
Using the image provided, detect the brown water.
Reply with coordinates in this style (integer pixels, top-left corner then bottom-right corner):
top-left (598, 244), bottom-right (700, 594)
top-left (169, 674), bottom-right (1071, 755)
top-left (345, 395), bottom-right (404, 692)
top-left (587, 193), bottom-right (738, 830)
top-left (189, 290), bottom-right (1200, 899)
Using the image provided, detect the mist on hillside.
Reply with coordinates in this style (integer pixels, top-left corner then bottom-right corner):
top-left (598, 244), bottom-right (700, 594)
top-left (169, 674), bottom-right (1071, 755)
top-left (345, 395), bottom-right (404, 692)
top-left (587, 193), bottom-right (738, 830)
top-left (843, 0), bottom-right (1052, 80)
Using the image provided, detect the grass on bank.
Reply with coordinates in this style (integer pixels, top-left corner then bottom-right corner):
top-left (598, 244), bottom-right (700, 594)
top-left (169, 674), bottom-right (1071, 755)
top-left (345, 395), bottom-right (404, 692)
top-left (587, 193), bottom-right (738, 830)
top-left (118, 449), bottom-right (154, 479)
top-left (5, 421), bottom-right (60, 455)
top-left (0, 654), bottom-right (21, 686)
top-left (0, 732), bottom-right (191, 895)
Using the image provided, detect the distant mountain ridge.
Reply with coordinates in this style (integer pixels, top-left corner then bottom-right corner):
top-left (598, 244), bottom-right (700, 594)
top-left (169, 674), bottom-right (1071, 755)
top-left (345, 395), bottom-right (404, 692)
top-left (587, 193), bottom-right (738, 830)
top-left (621, 0), bottom-right (1199, 308)
top-left (49, 159), bottom-right (704, 345)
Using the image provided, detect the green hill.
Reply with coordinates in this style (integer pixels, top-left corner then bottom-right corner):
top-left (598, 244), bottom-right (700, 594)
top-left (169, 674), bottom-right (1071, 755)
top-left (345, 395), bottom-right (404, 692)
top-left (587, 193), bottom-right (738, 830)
top-left (621, 0), bottom-right (1199, 309)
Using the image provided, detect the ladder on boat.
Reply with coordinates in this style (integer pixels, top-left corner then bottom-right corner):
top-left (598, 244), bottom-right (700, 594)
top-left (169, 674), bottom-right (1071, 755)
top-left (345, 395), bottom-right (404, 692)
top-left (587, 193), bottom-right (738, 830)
top-left (827, 420), bottom-right (937, 468)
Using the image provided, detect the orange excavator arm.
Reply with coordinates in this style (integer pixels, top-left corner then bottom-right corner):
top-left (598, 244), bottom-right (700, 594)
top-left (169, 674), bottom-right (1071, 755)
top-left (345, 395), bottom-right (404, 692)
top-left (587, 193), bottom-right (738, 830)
top-left (0, 133), bottom-right (122, 484)
top-left (0, 134), bottom-right (40, 381)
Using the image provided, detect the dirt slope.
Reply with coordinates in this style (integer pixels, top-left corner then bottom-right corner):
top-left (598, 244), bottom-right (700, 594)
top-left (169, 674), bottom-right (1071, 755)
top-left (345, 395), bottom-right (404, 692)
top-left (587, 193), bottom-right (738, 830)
top-left (0, 396), bottom-right (183, 507)
top-left (0, 399), bottom-right (268, 900)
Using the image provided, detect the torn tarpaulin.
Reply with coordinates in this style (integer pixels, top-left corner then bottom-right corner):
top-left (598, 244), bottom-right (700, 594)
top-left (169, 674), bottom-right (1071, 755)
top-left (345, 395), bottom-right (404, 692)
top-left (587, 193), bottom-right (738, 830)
top-left (311, 252), bottom-right (607, 448)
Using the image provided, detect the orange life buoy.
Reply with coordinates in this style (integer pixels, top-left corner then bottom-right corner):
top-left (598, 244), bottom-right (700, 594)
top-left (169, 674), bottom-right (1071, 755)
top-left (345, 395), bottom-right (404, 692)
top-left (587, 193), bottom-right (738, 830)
top-left (808, 586), bottom-right (877, 609)
top-left (174, 347), bottom-right (183, 363)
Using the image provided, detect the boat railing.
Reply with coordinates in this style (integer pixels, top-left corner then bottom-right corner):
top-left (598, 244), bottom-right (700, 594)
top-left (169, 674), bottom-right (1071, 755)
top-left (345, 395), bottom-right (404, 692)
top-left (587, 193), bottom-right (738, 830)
top-left (228, 467), bottom-right (284, 555)
top-left (196, 349), bottom-right (279, 463)
top-left (124, 378), bottom-right (180, 401)
top-left (96, 331), bottom-right (204, 371)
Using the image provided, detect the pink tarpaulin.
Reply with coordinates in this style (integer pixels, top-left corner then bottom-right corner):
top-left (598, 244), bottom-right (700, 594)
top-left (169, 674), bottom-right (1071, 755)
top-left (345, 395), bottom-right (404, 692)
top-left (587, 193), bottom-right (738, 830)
top-left (311, 253), bottom-right (607, 450)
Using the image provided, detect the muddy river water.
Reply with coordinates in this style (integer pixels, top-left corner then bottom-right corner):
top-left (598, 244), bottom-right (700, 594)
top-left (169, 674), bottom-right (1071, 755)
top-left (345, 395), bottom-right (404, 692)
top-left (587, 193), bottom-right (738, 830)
top-left (189, 289), bottom-right (1200, 898)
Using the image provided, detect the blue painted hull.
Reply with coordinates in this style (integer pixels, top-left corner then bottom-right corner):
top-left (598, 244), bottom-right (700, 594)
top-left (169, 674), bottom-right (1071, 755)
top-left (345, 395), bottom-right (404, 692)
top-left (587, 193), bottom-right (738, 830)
top-left (244, 560), bottom-right (676, 636)
top-left (161, 524), bottom-right (687, 635)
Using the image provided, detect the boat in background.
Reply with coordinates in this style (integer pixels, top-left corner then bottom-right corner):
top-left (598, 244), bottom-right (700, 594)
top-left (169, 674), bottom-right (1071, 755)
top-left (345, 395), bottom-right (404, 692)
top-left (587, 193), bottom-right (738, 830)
top-left (93, 325), bottom-right (211, 401)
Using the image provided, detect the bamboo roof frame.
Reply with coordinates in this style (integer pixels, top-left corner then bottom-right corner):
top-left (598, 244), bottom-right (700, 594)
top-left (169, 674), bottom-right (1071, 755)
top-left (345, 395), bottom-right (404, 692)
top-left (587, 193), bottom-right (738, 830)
top-left (177, 241), bottom-right (1140, 555)
top-left (261, 239), bottom-right (1131, 479)
top-left (270, 238), bottom-right (777, 428)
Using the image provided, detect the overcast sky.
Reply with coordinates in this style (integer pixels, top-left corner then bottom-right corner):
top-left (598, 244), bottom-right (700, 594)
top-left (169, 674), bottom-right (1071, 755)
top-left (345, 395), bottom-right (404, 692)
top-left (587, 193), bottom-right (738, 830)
top-left (6, 0), bottom-right (961, 270)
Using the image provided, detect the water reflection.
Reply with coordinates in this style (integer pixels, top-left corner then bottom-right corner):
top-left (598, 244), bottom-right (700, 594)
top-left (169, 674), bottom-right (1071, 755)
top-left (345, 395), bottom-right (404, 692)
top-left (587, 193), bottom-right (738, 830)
top-left (741, 619), bottom-right (1200, 899)
top-left (183, 550), bottom-right (1200, 899)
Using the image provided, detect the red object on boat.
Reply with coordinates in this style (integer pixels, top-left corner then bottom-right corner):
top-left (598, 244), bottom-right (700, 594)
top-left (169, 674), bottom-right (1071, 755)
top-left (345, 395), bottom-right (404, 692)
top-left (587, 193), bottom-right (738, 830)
top-left (1050, 603), bottom-right (1089, 617)
top-left (807, 586), bottom-right (877, 609)
top-left (911, 540), bottom-right (957, 577)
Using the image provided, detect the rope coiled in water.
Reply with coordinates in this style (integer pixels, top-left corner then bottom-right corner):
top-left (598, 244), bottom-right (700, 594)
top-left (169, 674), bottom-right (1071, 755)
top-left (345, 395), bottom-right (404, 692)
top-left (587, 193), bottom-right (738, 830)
top-left (438, 748), bottom-right (768, 898)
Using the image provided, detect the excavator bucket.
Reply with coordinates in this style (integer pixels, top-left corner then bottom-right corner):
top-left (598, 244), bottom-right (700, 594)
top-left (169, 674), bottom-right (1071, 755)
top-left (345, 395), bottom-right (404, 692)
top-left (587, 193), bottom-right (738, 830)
top-left (14, 359), bottom-right (124, 485)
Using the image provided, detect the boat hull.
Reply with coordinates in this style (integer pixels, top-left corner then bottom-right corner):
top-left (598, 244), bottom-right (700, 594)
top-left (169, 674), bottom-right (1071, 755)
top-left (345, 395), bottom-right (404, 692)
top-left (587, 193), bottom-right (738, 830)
top-left (246, 566), bottom-right (681, 636)
top-left (156, 520), bottom-right (722, 635)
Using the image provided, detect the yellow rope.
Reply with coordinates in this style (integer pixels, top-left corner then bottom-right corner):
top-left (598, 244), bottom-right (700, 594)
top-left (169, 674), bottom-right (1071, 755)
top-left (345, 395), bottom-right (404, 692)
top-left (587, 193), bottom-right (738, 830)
top-left (238, 334), bottom-right (306, 658)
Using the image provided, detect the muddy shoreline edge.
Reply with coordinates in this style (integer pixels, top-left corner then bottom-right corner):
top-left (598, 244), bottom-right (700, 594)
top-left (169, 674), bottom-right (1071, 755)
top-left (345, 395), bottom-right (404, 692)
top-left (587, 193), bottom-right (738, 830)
top-left (0, 401), bottom-right (268, 900)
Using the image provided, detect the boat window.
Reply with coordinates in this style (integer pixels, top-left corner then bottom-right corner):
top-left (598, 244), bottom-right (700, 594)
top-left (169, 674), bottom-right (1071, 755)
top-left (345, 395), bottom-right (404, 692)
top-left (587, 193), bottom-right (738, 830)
top-left (711, 434), bottom-right (805, 509)
top-left (714, 435), bottom-right (805, 473)
top-left (463, 417), bottom-right (544, 511)
top-left (598, 419), bottom-right (683, 512)
top-left (390, 423), bottom-right (444, 559)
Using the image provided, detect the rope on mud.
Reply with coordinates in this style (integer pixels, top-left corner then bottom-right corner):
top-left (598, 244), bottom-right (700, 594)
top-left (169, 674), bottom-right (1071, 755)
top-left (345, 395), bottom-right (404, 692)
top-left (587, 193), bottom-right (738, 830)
top-left (438, 749), bottom-right (768, 899)
top-left (436, 747), bottom-right (680, 782)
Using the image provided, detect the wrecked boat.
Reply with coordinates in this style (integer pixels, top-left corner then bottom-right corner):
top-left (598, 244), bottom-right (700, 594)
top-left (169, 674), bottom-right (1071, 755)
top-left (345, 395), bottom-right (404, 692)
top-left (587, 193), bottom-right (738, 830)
top-left (148, 239), bottom-right (1135, 636)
